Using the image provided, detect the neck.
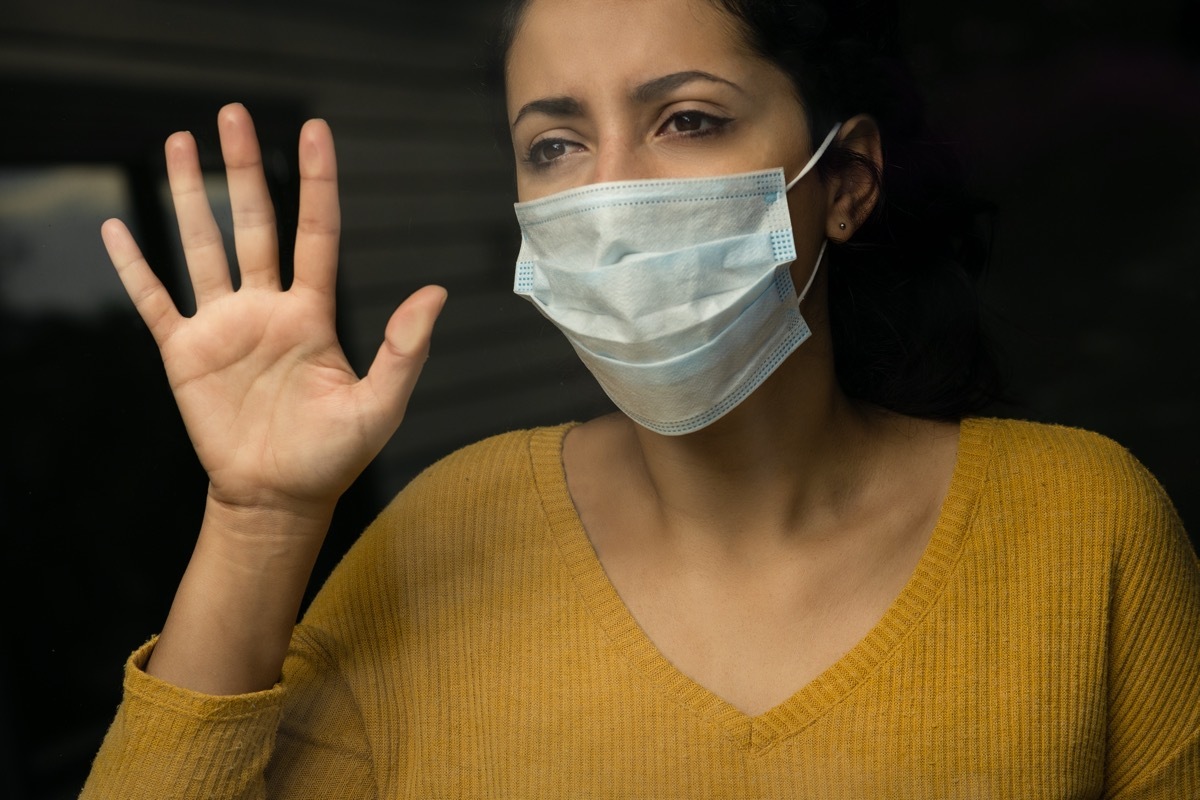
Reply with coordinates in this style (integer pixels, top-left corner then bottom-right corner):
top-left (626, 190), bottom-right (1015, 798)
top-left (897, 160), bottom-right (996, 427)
top-left (619, 344), bottom-right (884, 553)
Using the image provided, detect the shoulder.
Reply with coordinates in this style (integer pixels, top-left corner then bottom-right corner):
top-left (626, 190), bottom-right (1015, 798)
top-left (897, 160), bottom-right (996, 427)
top-left (300, 423), bottom-right (577, 624)
top-left (384, 422), bottom-right (575, 517)
top-left (335, 423), bottom-right (576, 564)
top-left (963, 423), bottom-right (1199, 795)
top-left (967, 416), bottom-right (1185, 553)
top-left (974, 416), bottom-right (1167, 496)
top-left (977, 415), bottom-right (1141, 470)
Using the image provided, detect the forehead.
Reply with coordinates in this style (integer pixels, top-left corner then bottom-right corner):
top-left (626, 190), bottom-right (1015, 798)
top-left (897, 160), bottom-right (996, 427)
top-left (505, 0), bottom-right (758, 113)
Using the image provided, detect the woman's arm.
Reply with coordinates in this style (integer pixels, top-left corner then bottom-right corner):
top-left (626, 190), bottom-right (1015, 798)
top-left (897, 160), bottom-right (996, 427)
top-left (1103, 464), bottom-right (1200, 798)
top-left (99, 102), bottom-right (445, 695)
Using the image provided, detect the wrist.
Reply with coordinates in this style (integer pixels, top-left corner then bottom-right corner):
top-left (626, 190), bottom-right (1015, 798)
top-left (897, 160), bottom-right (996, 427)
top-left (204, 486), bottom-right (336, 533)
top-left (198, 490), bottom-right (335, 573)
top-left (145, 493), bottom-right (335, 694)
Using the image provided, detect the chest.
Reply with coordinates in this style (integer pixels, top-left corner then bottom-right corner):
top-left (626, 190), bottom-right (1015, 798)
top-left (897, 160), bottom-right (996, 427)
top-left (599, 548), bottom-right (922, 716)
top-left (391, 576), bottom-right (1108, 798)
top-left (381, 452), bottom-right (1111, 795)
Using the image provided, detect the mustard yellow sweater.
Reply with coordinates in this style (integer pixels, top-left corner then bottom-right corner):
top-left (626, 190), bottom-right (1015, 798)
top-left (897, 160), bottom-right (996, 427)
top-left (82, 417), bottom-right (1200, 798)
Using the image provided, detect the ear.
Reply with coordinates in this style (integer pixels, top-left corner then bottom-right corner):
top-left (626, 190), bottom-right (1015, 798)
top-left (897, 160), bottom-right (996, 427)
top-left (824, 114), bottom-right (883, 242)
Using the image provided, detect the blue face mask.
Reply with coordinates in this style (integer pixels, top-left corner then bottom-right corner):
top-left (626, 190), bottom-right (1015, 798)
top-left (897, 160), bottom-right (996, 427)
top-left (513, 123), bottom-right (842, 435)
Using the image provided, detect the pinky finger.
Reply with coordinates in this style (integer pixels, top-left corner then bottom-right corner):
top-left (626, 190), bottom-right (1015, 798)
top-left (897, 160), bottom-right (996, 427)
top-left (101, 218), bottom-right (183, 346)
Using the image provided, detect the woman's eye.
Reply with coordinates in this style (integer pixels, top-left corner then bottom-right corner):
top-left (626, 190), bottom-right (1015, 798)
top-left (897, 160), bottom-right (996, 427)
top-left (659, 111), bottom-right (730, 137)
top-left (526, 138), bottom-right (583, 167)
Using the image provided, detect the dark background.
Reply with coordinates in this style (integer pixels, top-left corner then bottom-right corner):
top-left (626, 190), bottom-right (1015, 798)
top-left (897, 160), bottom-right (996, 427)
top-left (1, 2), bottom-right (1197, 797)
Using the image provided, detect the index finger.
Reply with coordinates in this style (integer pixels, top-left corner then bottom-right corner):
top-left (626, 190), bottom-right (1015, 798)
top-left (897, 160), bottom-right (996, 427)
top-left (291, 118), bottom-right (340, 301)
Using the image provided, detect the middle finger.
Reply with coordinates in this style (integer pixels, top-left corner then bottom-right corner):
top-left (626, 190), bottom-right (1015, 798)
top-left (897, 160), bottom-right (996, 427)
top-left (218, 103), bottom-right (280, 291)
top-left (166, 130), bottom-right (233, 307)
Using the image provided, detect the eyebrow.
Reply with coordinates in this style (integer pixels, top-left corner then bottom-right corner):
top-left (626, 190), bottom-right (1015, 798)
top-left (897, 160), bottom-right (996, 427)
top-left (511, 96), bottom-right (584, 130)
top-left (511, 70), bottom-right (744, 130)
top-left (631, 70), bottom-right (744, 104)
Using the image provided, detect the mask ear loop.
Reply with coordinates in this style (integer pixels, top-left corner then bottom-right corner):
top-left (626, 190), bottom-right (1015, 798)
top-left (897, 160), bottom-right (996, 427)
top-left (785, 122), bottom-right (843, 192)
top-left (795, 239), bottom-right (827, 305)
top-left (784, 123), bottom-right (841, 307)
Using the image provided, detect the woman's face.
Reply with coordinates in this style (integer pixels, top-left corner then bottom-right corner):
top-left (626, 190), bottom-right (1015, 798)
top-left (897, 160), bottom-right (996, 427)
top-left (505, 0), bottom-right (832, 251)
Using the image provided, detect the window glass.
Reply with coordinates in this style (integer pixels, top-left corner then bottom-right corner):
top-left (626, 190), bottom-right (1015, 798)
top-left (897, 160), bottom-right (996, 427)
top-left (0, 166), bottom-right (135, 317)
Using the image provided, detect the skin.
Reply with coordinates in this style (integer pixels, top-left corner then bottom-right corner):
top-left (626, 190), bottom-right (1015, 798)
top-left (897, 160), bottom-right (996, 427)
top-left (100, 0), bottom-right (958, 716)
top-left (101, 109), bottom-right (446, 693)
top-left (508, 0), bottom-right (960, 715)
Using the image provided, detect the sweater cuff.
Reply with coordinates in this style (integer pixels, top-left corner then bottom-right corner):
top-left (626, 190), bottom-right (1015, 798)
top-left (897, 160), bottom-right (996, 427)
top-left (123, 636), bottom-right (286, 716)
top-left (82, 637), bottom-right (287, 799)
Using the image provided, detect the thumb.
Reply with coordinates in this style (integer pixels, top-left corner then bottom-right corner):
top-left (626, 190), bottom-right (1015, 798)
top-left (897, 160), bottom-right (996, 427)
top-left (360, 284), bottom-right (448, 425)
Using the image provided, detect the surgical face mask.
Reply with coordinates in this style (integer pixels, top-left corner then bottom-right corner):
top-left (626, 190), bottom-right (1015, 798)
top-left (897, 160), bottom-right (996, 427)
top-left (513, 123), bottom-right (842, 436)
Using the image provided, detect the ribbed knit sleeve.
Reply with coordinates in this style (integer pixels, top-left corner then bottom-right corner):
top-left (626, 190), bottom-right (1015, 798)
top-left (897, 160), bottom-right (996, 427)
top-left (79, 638), bottom-right (285, 800)
top-left (978, 420), bottom-right (1200, 799)
top-left (1101, 452), bottom-right (1200, 797)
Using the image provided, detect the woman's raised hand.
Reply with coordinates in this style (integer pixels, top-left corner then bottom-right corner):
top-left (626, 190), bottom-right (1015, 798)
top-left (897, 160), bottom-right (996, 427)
top-left (101, 103), bottom-right (446, 522)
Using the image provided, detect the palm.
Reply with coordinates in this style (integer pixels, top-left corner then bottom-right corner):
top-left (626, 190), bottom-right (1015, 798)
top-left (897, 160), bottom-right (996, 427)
top-left (102, 104), bottom-right (445, 515)
top-left (161, 288), bottom-right (363, 506)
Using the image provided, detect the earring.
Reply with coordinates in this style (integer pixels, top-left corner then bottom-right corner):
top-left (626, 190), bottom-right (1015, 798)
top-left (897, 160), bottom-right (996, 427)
top-left (838, 222), bottom-right (847, 230)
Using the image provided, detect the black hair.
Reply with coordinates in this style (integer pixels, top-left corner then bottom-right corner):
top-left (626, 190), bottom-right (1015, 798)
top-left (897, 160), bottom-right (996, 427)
top-left (483, 0), bottom-right (1006, 421)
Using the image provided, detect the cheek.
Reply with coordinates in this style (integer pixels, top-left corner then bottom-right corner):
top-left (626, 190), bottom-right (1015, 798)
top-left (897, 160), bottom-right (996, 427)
top-left (514, 172), bottom-right (545, 203)
top-left (786, 179), bottom-right (829, 241)
top-left (784, 178), bottom-right (831, 294)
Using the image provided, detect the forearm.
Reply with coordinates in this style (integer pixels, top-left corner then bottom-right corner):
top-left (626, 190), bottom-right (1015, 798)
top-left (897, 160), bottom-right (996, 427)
top-left (145, 493), bottom-right (333, 695)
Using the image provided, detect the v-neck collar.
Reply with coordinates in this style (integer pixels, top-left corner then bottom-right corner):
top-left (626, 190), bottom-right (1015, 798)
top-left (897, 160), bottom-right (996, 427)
top-left (529, 417), bottom-right (994, 754)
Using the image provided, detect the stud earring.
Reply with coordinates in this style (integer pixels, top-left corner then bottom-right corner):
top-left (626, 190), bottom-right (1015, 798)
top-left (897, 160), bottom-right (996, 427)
top-left (839, 222), bottom-right (847, 230)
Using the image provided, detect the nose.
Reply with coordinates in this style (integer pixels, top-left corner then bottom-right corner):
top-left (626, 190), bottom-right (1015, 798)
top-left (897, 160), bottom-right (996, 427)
top-left (589, 140), bottom-right (650, 185)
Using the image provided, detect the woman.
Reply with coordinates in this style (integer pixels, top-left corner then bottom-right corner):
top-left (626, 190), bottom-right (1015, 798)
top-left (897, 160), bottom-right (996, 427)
top-left (82, 0), bottom-right (1199, 797)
